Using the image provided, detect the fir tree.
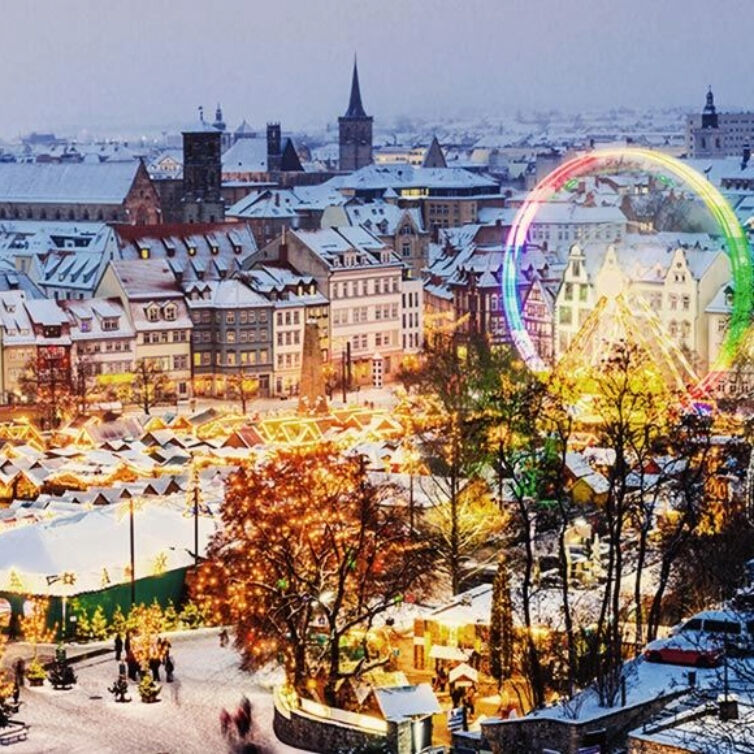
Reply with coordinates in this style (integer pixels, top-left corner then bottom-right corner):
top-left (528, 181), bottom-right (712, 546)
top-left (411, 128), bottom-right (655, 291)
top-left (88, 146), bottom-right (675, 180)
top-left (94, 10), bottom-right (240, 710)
top-left (137, 670), bottom-right (161, 703)
top-left (90, 606), bottom-right (109, 641)
top-left (74, 605), bottom-right (92, 642)
top-left (111, 605), bottom-right (127, 637)
top-left (162, 600), bottom-right (179, 631)
top-left (489, 557), bottom-right (514, 691)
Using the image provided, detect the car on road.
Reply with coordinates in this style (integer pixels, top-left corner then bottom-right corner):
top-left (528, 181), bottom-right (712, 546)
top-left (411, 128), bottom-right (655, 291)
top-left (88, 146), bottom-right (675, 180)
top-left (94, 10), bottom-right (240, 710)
top-left (643, 610), bottom-right (754, 667)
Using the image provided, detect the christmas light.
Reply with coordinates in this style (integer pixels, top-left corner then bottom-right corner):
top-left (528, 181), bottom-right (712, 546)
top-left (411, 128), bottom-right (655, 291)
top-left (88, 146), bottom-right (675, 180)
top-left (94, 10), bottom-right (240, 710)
top-left (502, 147), bottom-right (754, 391)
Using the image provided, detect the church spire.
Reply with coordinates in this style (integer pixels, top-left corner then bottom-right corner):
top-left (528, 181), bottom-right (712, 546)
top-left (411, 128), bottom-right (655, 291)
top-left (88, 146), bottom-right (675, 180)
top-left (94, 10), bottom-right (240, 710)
top-left (344, 55), bottom-right (368, 119)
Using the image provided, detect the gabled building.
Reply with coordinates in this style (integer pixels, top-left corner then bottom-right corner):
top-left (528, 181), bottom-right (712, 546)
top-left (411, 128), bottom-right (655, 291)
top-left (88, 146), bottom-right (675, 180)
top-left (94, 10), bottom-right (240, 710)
top-left (0, 292), bottom-right (72, 404)
top-left (0, 161), bottom-right (161, 225)
top-left (60, 298), bottom-right (136, 383)
top-left (95, 259), bottom-right (193, 400)
top-left (241, 264), bottom-right (329, 397)
top-left (252, 227), bottom-right (406, 383)
top-left (554, 238), bottom-right (730, 370)
top-left (328, 199), bottom-right (429, 279)
top-left (116, 223), bottom-right (257, 285)
top-left (185, 278), bottom-right (273, 398)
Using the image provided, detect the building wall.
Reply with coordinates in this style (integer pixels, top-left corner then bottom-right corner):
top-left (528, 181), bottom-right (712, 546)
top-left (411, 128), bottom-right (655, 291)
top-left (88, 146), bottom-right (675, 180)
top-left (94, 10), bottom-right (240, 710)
top-left (339, 118), bottom-right (373, 172)
top-left (190, 303), bottom-right (273, 397)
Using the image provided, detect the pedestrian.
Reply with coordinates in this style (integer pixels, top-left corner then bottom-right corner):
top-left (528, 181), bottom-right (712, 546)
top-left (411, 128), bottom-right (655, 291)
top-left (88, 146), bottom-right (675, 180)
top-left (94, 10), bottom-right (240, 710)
top-left (126, 650), bottom-right (139, 681)
top-left (219, 628), bottom-right (229, 647)
top-left (148, 654), bottom-right (162, 682)
top-left (12, 681), bottom-right (19, 705)
top-left (124, 631), bottom-right (131, 655)
top-left (14, 658), bottom-right (25, 688)
top-left (164, 652), bottom-right (174, 683)
top-left (118, 660), bottom-right (127, 678)
top-left (114, 634), bottom-right (123, 661)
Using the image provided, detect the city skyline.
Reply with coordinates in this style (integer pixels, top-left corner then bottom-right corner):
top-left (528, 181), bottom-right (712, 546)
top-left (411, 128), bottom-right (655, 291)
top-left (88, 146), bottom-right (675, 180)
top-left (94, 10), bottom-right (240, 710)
top-left (1, 0), bottom-right (752, 140)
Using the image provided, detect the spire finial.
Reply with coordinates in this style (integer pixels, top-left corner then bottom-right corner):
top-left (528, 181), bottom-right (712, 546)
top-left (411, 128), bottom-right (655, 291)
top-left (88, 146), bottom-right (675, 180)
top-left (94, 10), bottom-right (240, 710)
top-left (344, 55), bottom-right (367, 119)
top-left (198, 105), bottom-right (204, 123)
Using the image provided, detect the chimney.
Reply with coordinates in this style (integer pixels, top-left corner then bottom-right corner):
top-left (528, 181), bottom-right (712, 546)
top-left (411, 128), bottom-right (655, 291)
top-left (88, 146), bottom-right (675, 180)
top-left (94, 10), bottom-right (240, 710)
top-left (279, 225), bottom-right (288, 264)
top-left (719, 696), bottom-right (739, 722)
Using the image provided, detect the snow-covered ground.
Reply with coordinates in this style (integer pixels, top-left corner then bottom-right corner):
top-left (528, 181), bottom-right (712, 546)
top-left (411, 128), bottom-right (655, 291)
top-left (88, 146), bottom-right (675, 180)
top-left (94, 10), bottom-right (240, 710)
top-left (8, 633), bottom-right (306, 754)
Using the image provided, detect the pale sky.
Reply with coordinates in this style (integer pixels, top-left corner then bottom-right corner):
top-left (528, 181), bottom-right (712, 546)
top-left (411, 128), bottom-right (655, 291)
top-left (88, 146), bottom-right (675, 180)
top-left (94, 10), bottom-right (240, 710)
top-left (0, 0), bottom-right (751, 139)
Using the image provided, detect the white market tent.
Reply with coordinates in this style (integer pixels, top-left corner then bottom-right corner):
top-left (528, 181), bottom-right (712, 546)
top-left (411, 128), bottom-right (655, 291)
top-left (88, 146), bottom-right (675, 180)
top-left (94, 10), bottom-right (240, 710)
top-left (448, 662), bottom-right (478, 685)
top-left (0, 497), bottom-right (217, 597)
top-left (374, 684), bottom-right (442, 720)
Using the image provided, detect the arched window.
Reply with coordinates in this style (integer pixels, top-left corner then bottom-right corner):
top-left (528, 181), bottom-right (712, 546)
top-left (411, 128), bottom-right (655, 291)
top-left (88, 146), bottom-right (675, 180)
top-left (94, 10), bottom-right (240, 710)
top-left (82, 210), bottom-right (90, 221)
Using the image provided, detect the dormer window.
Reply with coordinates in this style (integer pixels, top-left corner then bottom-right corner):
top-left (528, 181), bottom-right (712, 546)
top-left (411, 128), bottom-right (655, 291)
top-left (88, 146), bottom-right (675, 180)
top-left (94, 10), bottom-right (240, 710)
top-left (164, 303), bottom-right (177, 322)
top-left (80, 317), bottom-right (92, 333)
top-left (232, 244), bottom-right (241, 255)
top-left (188, 246), bottom-right (197, 257)
top-left (102, 317), bottom-right (118, 331)
top-left (146, 303), bottom-right (160, 322)
top-left (210, 244), bottom-right (219, 256)
top-left (140, 247), bottom-right (150, 260)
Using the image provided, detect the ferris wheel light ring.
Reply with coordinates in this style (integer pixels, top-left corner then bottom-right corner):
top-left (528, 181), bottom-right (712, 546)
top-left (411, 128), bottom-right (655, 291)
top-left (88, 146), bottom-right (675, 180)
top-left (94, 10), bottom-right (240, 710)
top-left (502, 147), bottom-right (754, 391)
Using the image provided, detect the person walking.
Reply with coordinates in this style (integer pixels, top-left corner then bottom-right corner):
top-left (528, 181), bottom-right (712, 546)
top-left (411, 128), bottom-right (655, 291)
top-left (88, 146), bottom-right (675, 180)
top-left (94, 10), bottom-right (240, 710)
top-left (14, 658), bottom-right (25, 688)
top-left (148, 654), bottom-right (162, 682)
top-left (164, 652), bottom-right (174, 683)
top-left (114, 634), bottom-right (123, 662)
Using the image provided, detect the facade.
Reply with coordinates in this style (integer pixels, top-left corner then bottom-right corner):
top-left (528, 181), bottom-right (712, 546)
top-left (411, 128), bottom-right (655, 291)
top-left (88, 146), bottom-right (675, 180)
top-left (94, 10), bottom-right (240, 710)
top-left (181, 118), bottom-right (225, 224)
top-left (554, 241), bottom-right (731, 370)
top-left (95, 259), bottom-right (193, 400)
top-left (338, 200), bottom-right (430, 279)
top-left (61, 298), bottom-right (136, 383)
top-left (242, 264), bottom-right (330, 397)
top-left (686, 87), bottom-right (754, 158)
top-left (338, 60), bottom-right (373, 172)
top-left (328, 164), bottom-right (500, 236)
top-left (0, 161), bottom-right (161, 225)
top-left (253, 227), bottom-right (405, 383)
top-left (186, 279), bottom-right (273, 399)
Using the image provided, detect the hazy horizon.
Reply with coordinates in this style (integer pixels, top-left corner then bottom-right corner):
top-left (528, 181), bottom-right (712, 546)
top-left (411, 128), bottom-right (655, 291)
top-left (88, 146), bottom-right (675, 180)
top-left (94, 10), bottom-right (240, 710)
top-left (1, 0), bottom-right (751, 141)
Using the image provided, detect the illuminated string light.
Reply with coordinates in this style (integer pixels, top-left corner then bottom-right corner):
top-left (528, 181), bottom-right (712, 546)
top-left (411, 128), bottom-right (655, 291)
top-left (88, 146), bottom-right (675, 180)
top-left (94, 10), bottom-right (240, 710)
top-left (502, 147), bottom-right (754, 392)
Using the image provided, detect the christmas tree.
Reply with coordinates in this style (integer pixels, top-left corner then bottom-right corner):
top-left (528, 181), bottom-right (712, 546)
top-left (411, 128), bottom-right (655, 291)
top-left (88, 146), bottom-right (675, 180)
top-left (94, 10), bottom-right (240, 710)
top-left (20, 597), bottom-right (56, 657)
top-left (108, 675), bottom-right (131, 703)
top-left (47, 660), bottom-right (76, 690)
top-left (74, 605), bottom-right (91, 642)
top-left (90, 606), bottom-right (109, 641)
top-left (111, 605), bottom-right (127, 637)
top-left (489, 557), bottom-right (514, 691)
top-left (0, 634), bottom-right (15, 726)
top-left (137, 671), bottom-right (161, 703)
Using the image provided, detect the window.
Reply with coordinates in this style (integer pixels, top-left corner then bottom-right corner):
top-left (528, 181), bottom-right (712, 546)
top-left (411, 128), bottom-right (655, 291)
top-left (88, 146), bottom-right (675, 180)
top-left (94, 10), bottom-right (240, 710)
top-left (146, 305), bottom-right (159, 322)
top-left (559, 307), bottom-right (572, 325)
top-left (173, 354), bottom-right (188, 370)
top-left (259, 311), bottom-right (268, 323)
top-left (564, 283), bottom-right (573, 301)
top-left (80, 318), bottom-right (92, 333)
top-left (682, 295), bottom-right (690, 311)
top-left (164, 305), bottom-right (177, 321)
top-left (226, 311), bottom-right (235, 324)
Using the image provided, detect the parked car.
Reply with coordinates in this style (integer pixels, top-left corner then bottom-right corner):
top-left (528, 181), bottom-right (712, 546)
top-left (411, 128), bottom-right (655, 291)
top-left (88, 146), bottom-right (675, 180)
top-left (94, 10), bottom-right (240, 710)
top-left (644, 610), bottom-right (754, 667)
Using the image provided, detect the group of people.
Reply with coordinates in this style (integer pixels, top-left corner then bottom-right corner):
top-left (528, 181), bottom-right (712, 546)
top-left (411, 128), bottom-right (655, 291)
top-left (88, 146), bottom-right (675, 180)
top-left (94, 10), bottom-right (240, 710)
top-left (220, 696), bottom-right (267, 753)
top-left (114, 633), bottom-right (175, 683)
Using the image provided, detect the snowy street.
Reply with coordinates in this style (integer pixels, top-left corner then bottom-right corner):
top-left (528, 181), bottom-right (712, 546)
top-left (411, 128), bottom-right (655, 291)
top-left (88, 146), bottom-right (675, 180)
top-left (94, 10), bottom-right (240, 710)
top-left (8, 633), bottom-right (305, 754)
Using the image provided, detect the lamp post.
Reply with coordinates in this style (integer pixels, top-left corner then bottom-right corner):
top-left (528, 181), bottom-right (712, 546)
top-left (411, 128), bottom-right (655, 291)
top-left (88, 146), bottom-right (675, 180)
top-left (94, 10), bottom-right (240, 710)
top-left (191, 452), bottom-right (200, 567)
top-left (129, 496), bottom-right (136, 606)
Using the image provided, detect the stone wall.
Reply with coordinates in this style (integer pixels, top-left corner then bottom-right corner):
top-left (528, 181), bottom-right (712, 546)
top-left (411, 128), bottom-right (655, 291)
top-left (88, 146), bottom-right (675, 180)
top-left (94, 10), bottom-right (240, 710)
top-left (478, 690), bottom-right (688, 754)
top-left (272, 688), bottom-right (413, 753)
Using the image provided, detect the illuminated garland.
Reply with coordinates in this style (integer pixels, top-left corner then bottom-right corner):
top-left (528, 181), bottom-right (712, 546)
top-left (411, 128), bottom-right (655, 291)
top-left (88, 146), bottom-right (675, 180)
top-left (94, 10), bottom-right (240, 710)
top-left (502, 147), bottom-right (754, 390)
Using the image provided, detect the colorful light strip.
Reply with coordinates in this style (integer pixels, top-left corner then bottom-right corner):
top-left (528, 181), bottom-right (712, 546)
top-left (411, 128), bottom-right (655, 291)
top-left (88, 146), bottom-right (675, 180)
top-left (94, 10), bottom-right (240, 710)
top-left (502, 147), bottom-right (754, 390)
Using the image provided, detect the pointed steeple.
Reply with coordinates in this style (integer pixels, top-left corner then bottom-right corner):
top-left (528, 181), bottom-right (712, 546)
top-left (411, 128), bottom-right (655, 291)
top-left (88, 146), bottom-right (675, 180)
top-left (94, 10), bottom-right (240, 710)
top-left (344, 56), bottom-right (368, 119)
top-left (213, 103), bottom-right (226, 132)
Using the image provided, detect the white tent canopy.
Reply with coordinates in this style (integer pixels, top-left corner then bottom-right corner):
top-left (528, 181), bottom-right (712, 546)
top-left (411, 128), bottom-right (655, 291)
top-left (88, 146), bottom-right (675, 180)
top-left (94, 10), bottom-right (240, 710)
top-left (0, 496), bottom-right (217, 596)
